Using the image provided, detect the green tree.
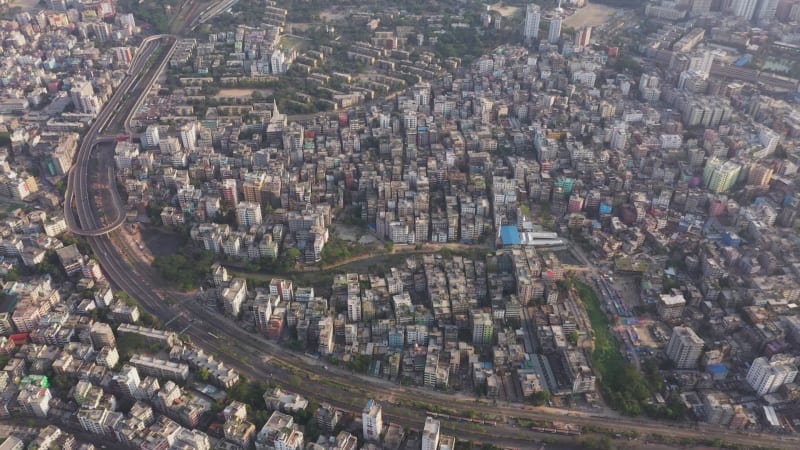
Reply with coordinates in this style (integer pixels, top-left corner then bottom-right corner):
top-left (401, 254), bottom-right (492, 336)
top-left (568, 331), bottom-right (580, 346)
top-left (4, 268), bottom-right (19, 282)
top-left (530, 390), bottom-right (551, 406)
top-left (197, 367), bottom-right (211, 382)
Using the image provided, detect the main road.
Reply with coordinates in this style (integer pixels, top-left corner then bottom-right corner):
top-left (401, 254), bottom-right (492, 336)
top-left (64, 34), bottom-right (175, 236)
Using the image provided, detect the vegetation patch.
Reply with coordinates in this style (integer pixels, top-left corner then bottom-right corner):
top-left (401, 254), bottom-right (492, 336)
top-left (153, 249), bottom-right (214, 291)
top-left (573, 280), bottom-right (684, 419)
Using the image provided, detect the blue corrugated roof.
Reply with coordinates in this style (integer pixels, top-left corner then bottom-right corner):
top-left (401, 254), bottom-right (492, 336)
top-left (708, 364), bottom-right (728, 374)
top-left (501, 226), bottom-right (521, 245)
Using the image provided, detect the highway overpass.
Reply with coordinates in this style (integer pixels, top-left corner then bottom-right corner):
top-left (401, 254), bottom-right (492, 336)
top-left (64, 35), bottom-right (175, 236)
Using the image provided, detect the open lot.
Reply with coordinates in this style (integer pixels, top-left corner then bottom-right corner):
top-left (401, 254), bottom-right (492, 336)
top-left (333, 224), bottom-right (377, 245)
top-left (489, 2), bottom-right (520, 17)
top-left (5, 0), bottom-right (40, 12)
top-left (632, 324), bottom-right (660, 348)
top-left (614, 275), bottom-right (643, 308)
top-left (319, 8), bottom-right (347, 22)
top-left (214, 88), bottom-right (272, 98)
top-left (564, 1), bottom-right (620, 28)
top-left (140, 227), bottom-right (182, 257)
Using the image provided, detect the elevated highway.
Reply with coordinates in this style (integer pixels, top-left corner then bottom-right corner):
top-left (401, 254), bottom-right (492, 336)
top-left (64, 35), bottom-right (175, 236)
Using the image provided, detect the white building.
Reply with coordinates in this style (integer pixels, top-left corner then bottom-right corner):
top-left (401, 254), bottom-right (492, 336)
top-left (70, 81), bottom-right (100, 115)
top-left (659, 134), bottom-right (683, 149)
top-left (179, 122), bottom-right (197, 151)
top-left (362, 399), bottom-right (383, 442)
top-left (688, 50), bottom-right (714, 78)
top-left (665, 326), bottom-right (704, 369)
top-left (548, 15), bottom-right (562, 44)
top-left (746, 356), bottom-right (798, 396)
top-left (236, 202), bottom-right (263, 228)
top-left (17, 386), bottom-right (52, 417)
top-left (756, 0), bottom-right (779, 21)
top-left (347, 294), bottom-right (361, 323)
top-left (758, 126), bottom-right (780, 157)
top-left (523, 4), bottom-right (541, 41)
top-left (732, 0), bottom-right (758, 20)
top-left (610, 123), bottom-right (628, 151)
top-left (143, 125), bottom-right (160, 148)
top-left (421, 416), bottom-right (440, 450)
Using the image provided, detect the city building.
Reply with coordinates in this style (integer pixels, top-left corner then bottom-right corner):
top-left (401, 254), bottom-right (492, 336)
top-left (732, 0), bottom-right (759, 20)
top-left (523, 4), bottom-right (541, 41)
top-left (421, 416), bottom-right (440, 450)
top-left (548, 15), bottom-right (562, 44)
top-left (236, 201), bottom-right (263, 228)
top-left (657, 292), bottom-right (686, 322)
top-left (362, 399), bottom-right (383, 442)
top-left (666, 326), bottom-right (704, 369)
top-left (746, 356), bottom-right (798, 396)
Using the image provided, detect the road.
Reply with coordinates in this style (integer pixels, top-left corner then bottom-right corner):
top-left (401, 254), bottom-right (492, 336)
top-left (65, 0), bottom-right (218, 236)
top-left (64, 34), bottom-right (174, 237)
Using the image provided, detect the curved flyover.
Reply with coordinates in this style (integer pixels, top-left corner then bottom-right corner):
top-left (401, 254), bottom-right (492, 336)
top-left (65, 35), bottom-right (175, 236)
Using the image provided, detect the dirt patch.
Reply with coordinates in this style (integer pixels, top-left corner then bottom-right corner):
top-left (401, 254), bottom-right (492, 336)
top-left (332, 223), bottom-right (378, 245)
top-left (564, 1), bottom-right (620, 28)
top-left (489, 2), bottom-right (520, 17)
top-left (320, 8), bottom-right (347, 22)
top-left (140, 227), bottom-right (182, 257)
top-left (632, 324), bottom-right (660, 348)
top-left (6, 0), bottom-right (40, 12)
top-left (215, 89), bottom-right (262, 98)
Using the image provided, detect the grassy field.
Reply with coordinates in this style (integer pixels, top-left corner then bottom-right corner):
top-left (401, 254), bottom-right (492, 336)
top-left (573, 280), bottom-right (627, 375)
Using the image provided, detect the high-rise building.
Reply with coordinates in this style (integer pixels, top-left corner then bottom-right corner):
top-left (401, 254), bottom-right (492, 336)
top-left (90, 322), bottom-right (117, 350)
top-left (665, 326), bottom-right (704, 369)
top-left (523, 4), bottom-right (541, 41)
top-left (574, 26), bottom-right (592, 47)
top-left (471, 311), bottom-right (494, 345)
top-left (347, 294), bottom-right (362, 323)
top-left (732, 0), bottom-right (759, 20)
top-left (690, 0), bottom-right (713, 16)
top-left (421, 417), bottom-right (440, 450)
top-left (222, 179), bottom-right (238, 206)
top-left (746, 356), bottom-right (798, 396)
top-left (113, 365), bottom-right (141, 399)
top-left (48, 0), bottom-right (67, 10)
top-left (402, 110), bottom-right (418, 131)
top-left (748, 164), bottom-right (774, 187)
top-left (756, 0), bottom-right (780, 20)
top-left (361, 399), bottom-right (383, 442)
top-left (70, 81), bottom-right (100, 115)
top-left (159, 136), bottom-right (181, 154)
top-left (548, 15), bottom-right (562, 44)
top-left (143, 125), bottom-right (160, 148)
top-left (118, 13), bottom-right (136, 30)
top-left (688, 50), bottom-right (714, 79)
top-left (242, 172), bottom-right (266, 205)
top-left (180, 122), bottom-right (197, 151)
top-left (703, 158), bottom-right (741, 194)
top-left (610, 123), bottom-right (628, 150)
top-left (236, 202), bottom-right (263, 228)
top-left (111, 47), bottom-right (133, 66)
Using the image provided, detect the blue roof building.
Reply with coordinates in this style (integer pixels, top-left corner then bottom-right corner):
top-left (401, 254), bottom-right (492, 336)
top-left (500, 225), bottom-right (521, 246)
